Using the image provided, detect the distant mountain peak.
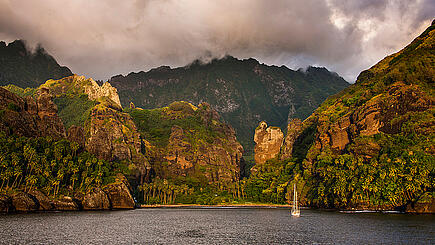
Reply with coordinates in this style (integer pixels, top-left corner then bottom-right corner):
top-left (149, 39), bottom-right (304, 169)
top-left (0, 39), bottom-right (73, 88)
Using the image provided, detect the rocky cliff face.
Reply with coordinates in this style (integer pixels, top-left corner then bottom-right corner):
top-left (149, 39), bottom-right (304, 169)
top-left (0, 40), bottom-right (72, 88)
top-left (103, 174), bottom-right (135, 209)
top-left (280, 118), bottom-right (302, 160)
top-left (277, 22), bottom-right (435, 212)
top-left (0, 86), bottom-right (65, 139)
top-left (41, 75), bottom-right (121, 108)
top-left (83, 78), bottom-right (122, 108)
top-left (39, 75), bottom-right (151, 185)
top-left (110, 56), bottom-right (349, 153)
top-left (86, 102), bottom-right (150, 184)
top-left (128, 101), bottom-right (244, 185)
top-left (254, 121), bottom-right (284, 164)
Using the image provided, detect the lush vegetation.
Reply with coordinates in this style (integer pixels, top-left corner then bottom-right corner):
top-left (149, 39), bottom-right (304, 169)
top-left (1, 84), bottom-right (37, 98)
top-left (242, 131), bottom-right (434, 208)
top-left (0, 132), bottom-right (124, 197)
top-left (127, 102), bottom-right (224, 147)
top-left (54, 94), bottom-right (97, 129)
top-left (139, 177), bottom-right (245, 205)
top-left (240, 22), bottom-right (435, 209)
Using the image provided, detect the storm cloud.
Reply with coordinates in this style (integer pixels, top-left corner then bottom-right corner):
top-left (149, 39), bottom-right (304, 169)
top-left (0, 0), bottom-right (432, 82)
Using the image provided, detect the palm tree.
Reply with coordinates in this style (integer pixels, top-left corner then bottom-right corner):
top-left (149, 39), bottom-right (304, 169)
top-left (12, 166), bottom-right (22, 188)
top-left (71, 142), bottom-right (79, 157)
top-left (71, 165), bottom-right (79, 190)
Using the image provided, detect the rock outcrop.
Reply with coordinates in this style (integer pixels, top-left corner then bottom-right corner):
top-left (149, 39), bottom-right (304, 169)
top-left (280, 118), bottom-right (302, 159)
top-left (86, 103), bottom-right (150, 185)
top-left (11, 192), bottom-right (39, 212)
top-left (50, 196), bottom-right (80, 211)
top-left (38, 75), bottom-right (151, 185)
top-left (0, 87), bottom-right (66, 139)
top-left (84, 79), bottom-right (122, 108)
top-left (103, 174), bottom-right (135, 209)
top-left (41, 75), bottom-right (121, 108)
top-left (28, 190), bottom-right (53, 211)
top-left (35, 87), bottom-right (67, 138)
top-left (310, 81), bottom-right (434, 158)
top-left (133, 102), bottom-right (244, 185)
top-left (254, 121), bottom-right (284, 164)
top-left (82, 188), bottom-right (110, 210)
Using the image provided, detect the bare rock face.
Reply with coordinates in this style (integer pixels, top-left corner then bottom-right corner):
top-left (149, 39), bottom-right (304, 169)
top-left (84, 79), bottom-right (122, 108)
top-left (86, 104), bottom-right (150, 185)
top-left (159, 103), bottom-right (244, 184)
top-left (0, 87), bottom-right (65, 139)
top-left (11, 192), bottom-right (39, 212)
top-left (103, 174), bottom-right (135, 209)
top-left (328, 117), bottom-right (351, 151)
top-left (42, 75), bottom-right (121, 108)
top-left (50, 196), bottom-right (80, 211)
top-left (67, 125), bottom-right (86, 148)
top-left (280, 118), bottom-right (302, 159)
top-left (35, 88), bottom-right (66, 138)
top-left (254, 121), bottom-right (284, 164)
top-left (28, 190), bottom-right (53, 211)
top-left (82, 188), bottom-right (110, 210)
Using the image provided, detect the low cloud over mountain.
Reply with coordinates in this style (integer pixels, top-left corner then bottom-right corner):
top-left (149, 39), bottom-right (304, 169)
top-left (0, 0), bottom-right (432, 82)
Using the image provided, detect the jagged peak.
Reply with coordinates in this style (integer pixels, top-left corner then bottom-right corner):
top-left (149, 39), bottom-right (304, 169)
top-left (40, 75), bottom-right (122, 108)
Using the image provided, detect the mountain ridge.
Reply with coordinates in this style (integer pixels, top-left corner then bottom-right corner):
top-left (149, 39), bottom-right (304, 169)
top-left (0, 40), bottom-right (73, 88)
top-left (109, 55), bottom-right (349, 153)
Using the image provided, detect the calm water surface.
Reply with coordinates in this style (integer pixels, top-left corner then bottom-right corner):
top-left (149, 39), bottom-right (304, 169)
top-left (0, 208), bottom-right (433, 244)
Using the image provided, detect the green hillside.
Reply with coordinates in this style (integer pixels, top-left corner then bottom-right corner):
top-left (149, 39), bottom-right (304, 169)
top-left (244, 21), bottom-right (435, 212)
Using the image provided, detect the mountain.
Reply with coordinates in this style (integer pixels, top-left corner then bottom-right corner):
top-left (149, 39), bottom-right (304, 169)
top-left (0, 74), bottom-right (247, 211)
top-left (0, 75), bottom-right (143, 212)
top-left (127, 101), bottom-right (244, 204)
top-left (109, 56), bottom-right (349, 153)
top-left (246, 21), bottom-right (435, 213)
top-left (0, 40), bottom-right (72, 88)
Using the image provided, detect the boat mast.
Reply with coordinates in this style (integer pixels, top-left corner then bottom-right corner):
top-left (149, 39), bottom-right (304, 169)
top-left (293, 183), bottom-right (296, 211)
top-left (295, 184), bottom-right (298, 210)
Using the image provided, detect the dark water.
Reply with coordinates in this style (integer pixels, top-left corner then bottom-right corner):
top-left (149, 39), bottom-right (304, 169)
top-left (0, 208), bottom-right (433, 244)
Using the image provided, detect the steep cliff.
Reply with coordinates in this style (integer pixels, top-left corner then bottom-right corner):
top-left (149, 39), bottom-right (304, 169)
top-left (39, 75), bottom-right (150, 185)
top-left (0, 86), bottom-right (65, 139)
top-left (0, 40), bottom-right (72, 88)
top-left (0, 75), bottom-right (139, 212)
top-left (254, 121), bottom-right (284, 164)
top-left (276, 21), bottom-right (435, 211)
top-left (128, 101), bottom-right (244, 187)
top-left (110, 56), bottom-right (349, 153)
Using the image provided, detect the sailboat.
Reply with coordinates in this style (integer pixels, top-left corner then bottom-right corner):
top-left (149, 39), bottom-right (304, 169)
top-left (291, 183), bottom-right (300, 217)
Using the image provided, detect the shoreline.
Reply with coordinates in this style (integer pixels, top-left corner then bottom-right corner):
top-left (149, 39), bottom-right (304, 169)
top-left (137, 204), bottom-right (432, 214)
top-left (139, 204), bottom-right (294, 209)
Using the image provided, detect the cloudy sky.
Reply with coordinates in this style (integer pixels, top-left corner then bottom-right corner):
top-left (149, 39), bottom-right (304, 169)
top-left (0, 0), bottom-right (433, 82)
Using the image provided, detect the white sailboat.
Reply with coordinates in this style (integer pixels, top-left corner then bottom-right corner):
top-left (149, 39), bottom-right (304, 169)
top-left (291, 183), bottom-right (300, 217)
